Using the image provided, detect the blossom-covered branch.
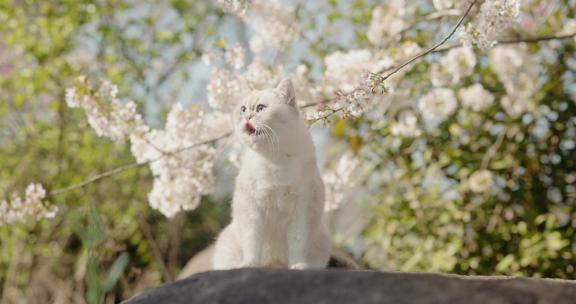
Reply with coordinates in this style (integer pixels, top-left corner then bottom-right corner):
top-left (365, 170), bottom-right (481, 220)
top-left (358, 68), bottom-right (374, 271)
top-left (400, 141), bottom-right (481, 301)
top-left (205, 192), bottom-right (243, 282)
top-left (436, 30), bottom-right (576, 53)
top-left (47, 0), bottom-right (479, 204)
top-left (303, 0), bottom-right (479, 123)
top-left (6, 0), bottom-right (569, 224)
top-left (381, 0), bottom-right (478, 83)
top-left (48, 132), bottom-right (232, 197)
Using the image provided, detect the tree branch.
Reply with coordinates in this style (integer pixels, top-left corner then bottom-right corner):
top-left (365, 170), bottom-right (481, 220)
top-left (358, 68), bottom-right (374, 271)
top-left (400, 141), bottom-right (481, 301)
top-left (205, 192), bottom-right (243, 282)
top-left (381, 0), bottom-right (478, 82)
top-left (434, 31), bottom-right (576, 53)
top-left (47, 2), bottom-right (576, 198)
top-left (301, 30), bottom-right (576, 121)
top-left (48, 131), bottom-right (232, 197)
top-left (49, 162), bottom-right (147, 196)
top-left (398, 8), bottom-right (466, 45)
top-left (301, 0), bottom-right (479, 119)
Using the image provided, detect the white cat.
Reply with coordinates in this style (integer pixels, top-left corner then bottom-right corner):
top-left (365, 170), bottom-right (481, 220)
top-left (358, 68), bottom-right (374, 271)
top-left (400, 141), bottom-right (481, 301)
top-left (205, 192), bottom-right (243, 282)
top-left (213, 79), bottom-right (331, 270)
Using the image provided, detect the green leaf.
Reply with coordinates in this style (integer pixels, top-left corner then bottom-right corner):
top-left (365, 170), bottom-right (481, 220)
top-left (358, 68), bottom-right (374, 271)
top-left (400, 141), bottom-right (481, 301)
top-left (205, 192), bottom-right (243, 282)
top-left (102, 253), bottom-right (130, 293)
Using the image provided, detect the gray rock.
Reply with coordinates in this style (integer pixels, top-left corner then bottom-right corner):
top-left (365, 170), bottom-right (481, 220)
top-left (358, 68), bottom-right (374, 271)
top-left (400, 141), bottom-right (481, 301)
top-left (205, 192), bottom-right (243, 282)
top-left (125, 269), bottom-right (576, 304)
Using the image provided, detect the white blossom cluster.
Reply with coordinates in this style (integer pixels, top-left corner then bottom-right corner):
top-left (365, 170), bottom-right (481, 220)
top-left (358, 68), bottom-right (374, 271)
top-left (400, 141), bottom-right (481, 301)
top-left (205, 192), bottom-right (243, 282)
top-left (489, 44), bottom-right (539, 116)
top-left (324, 50), bottom-right (374, 94)
top-left (218, 0), bottom-right (297, 52)
top-left (0, 184), bottom-right (57, 226)
top-left (207, 61), bottom-right (317, 122)
top-left (335, 87), bottom-right (375, 118)
top-left (418, 88), bottom-right (458, 123)
top-left (216, 0), bottom-right (252, 15)
top-left (207, 59), bottom-right (284, 111)
top-left (202, 43), bottom-right (246, 70)
top-left (216, 0), bottom-right (300, 51)
top-left (367, 1), bottom-right (405, 47)
top-left (292, 65), bottom-right (323, 107)
top-left (391, 110), bottom-right (422, 137)
top-left (562, 19), bottom-right (576, 43)
top-left (430, 47), bottom-right (477, 87)
top-left (323, 153), bottom-right (361, 212)
top-left (468, 170), bottom-right (495, 193)
top-left (461, 0), bottom-right (520, 49)
top-left (225, 43), bottom-right (246, 70)
top-left (377, 42), bottom-right (422, 89)
top-left (319, 43), bottom-right (421, 120)
top-left (65, 78), bottom-right (147, 142)
top-left (245, 59), bottom-right (282, 89)
top-left (317, 76), bottom-right (388, 120)
top-left (207, 69), bottom-right (246, 111)
top-left (458, 83), bottom-right (495, 112)
top-left (66, 79), bottom-right (232, 217)
top-left (432, 0), bottom-right (456, 11)
top-left (130, 106), bottom-right (231, 217)
top-left (250, 1), bottom-right (300, 51)
top-left (432, 0), bottom-right (470, 11)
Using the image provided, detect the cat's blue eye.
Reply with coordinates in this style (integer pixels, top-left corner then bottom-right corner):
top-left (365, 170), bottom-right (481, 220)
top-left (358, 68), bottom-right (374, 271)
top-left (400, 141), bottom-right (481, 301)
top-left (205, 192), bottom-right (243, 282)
top-left (256, 104), bottom-right (266, 112)
top-left (241, 105), bottom-right (246, 112)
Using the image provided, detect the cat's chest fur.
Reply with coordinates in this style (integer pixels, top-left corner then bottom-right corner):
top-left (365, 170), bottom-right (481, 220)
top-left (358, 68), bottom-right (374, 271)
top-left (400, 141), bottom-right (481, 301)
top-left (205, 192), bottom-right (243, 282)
top-left (237, 151), bottom-right (316, 210)
top-left (242, 149), bottom-right (312, 181)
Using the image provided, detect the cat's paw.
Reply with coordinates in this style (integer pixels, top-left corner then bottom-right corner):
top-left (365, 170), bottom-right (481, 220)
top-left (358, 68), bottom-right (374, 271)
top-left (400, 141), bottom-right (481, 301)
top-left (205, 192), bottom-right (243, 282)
top-left (290, 263), bottom-right (310, 270)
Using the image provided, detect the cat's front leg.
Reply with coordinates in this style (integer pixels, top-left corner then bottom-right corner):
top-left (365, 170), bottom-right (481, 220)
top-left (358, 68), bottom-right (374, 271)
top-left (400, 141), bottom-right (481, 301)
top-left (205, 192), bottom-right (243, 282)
top-left (238, 214), bottom-right (264, 268)
top-left (287, 207), bottom-right (310, 270)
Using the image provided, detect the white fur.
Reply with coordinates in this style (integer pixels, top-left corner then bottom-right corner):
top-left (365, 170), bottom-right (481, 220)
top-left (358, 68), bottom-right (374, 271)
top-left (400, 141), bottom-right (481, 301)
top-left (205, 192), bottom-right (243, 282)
top-left (213, 79), bottom-right (331, 270)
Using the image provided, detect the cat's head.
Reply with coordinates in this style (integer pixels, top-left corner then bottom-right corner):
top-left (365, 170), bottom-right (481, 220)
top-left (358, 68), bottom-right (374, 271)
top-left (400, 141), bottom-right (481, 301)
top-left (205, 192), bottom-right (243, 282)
top-left (233, 79), bottom-right (300, 153)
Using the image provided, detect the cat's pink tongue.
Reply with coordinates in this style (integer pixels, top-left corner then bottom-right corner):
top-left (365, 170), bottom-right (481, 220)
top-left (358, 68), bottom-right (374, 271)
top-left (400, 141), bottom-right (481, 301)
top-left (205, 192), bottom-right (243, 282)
top-left (244, 122), bottom-right (256, 135)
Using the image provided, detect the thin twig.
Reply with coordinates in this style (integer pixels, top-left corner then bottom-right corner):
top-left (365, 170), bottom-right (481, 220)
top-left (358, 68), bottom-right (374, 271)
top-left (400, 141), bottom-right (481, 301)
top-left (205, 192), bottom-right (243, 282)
top-left (434, 31), bottom-right (576, 53)
top-left (49, 162), bottom-right (147, 196)
top-left (498, 31), bottom-right (576, 44)
top-left (49, 131), bottom-right (232, 196)
top-left (398, 8), bottom-right (464, 37)
top-left (381, 0), bottom-right (478, 82)
top-left (481, 127), bottom-right (508, 169)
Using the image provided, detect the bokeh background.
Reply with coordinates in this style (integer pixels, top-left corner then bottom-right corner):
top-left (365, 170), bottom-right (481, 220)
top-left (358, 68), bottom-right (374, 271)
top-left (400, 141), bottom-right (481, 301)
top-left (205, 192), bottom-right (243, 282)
top-left (1, 0), bottom-right (575, 303)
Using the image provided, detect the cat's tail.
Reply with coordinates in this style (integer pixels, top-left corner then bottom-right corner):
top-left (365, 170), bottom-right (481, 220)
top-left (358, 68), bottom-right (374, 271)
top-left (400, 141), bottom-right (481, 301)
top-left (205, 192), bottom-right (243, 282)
top-left (327, 247), bottom-right (363, 270)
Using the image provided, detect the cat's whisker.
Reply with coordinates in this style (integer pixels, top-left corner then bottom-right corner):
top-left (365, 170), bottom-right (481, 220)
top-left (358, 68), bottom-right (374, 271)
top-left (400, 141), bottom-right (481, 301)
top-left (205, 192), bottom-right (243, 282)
top-left (260, 127), bottom-right (273, 154)
top-left (253, 122), bottom-right (275, 155)
top-left (265, 128), bottom-right (278, 156)
top-left (261, 124), bottom-right (280, 155)
top-left (264, 129), bottom-right (275, 155)
top-left (259, 124), bottom-right (274, 155)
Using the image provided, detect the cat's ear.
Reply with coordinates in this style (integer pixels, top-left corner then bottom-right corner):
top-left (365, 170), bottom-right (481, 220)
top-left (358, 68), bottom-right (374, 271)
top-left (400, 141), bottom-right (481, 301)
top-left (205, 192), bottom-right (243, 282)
top-left (276, 78), bottom-right (296, 107)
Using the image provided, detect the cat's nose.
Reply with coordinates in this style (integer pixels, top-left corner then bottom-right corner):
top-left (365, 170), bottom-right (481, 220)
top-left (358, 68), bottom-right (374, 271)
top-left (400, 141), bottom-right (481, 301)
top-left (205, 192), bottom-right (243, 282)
top-left (244, 121), bottom-right (256, 134)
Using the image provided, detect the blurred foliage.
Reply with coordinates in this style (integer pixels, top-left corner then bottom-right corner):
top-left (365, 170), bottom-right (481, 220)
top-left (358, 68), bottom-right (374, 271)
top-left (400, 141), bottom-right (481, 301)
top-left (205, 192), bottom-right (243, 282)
top-left (325, 0), bottom-right (576, 279)
top-left (0, 0), bottom-right (227, 302)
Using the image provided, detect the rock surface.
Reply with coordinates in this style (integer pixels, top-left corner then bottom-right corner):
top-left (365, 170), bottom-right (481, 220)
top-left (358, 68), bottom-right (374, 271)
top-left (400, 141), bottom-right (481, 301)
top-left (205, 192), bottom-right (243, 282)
top-left (125, 268), bottom-right (576, 304)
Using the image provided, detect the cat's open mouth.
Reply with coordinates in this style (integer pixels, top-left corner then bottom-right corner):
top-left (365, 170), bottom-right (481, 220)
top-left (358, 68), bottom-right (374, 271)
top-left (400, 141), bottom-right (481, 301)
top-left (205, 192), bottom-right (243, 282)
top-left (244, 122), bottom-right (262, 136)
